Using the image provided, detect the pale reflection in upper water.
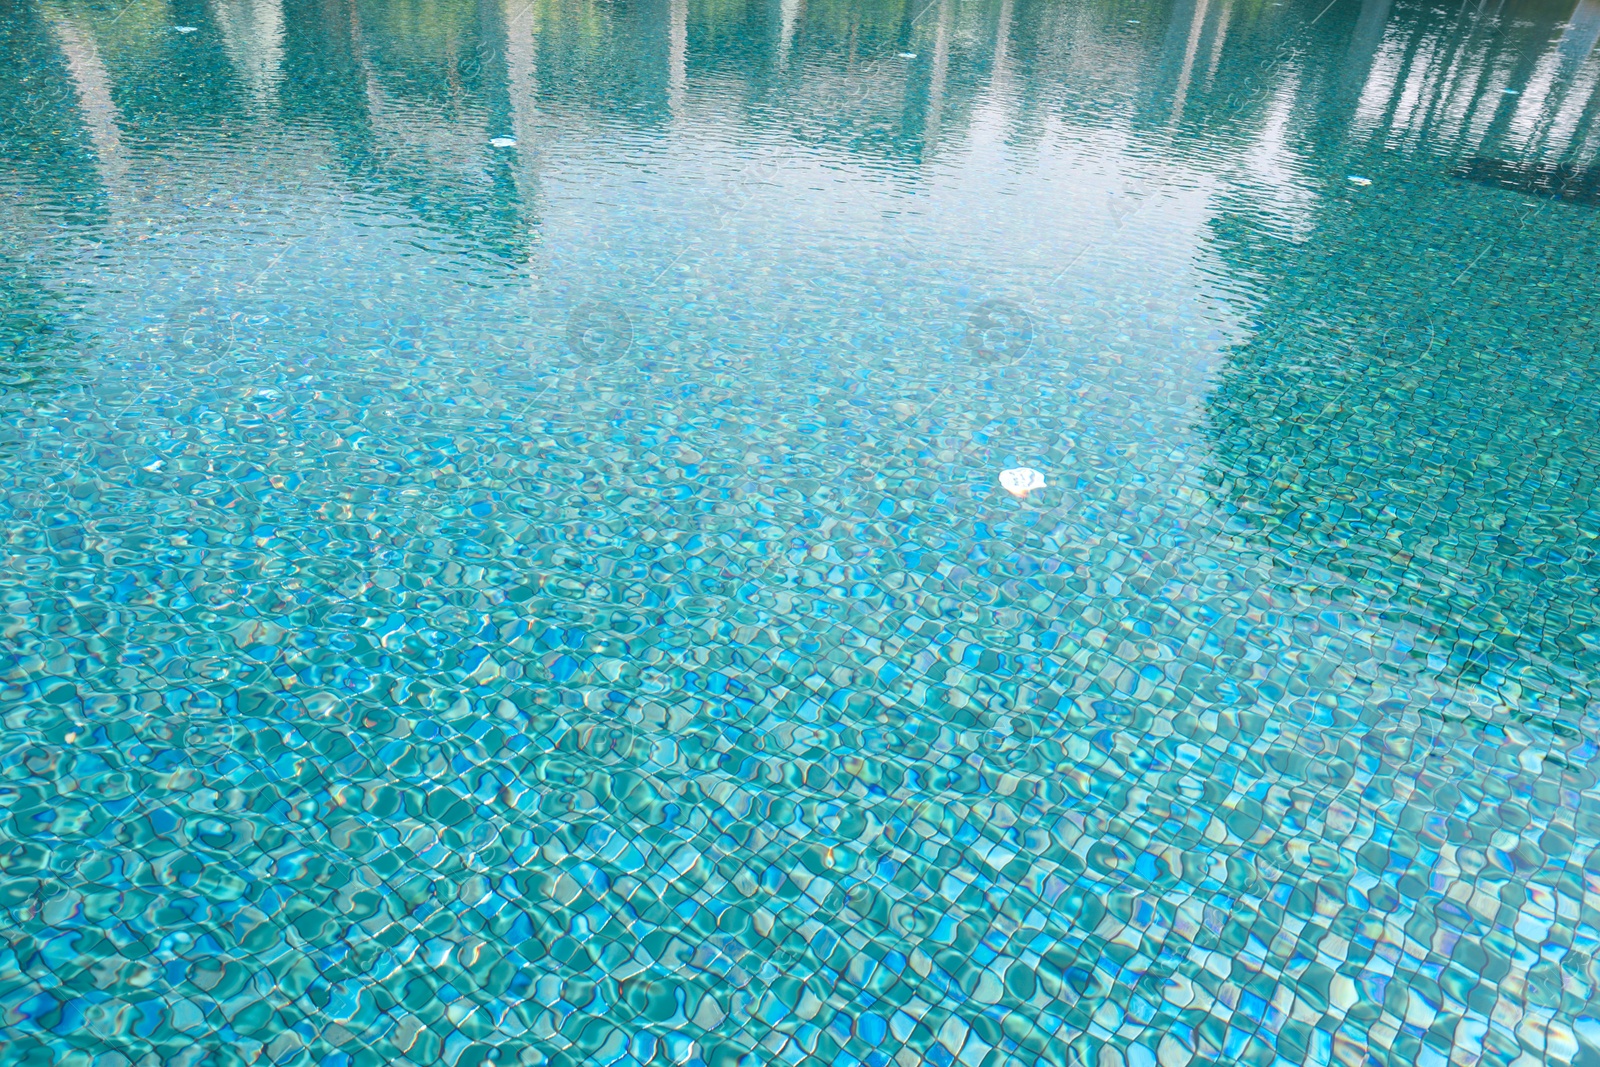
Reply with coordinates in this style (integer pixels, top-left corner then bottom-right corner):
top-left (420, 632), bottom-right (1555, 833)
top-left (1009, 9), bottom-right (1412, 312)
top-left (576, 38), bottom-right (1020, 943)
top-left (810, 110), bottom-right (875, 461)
top-left (211, 0), bottom-right (286, 110)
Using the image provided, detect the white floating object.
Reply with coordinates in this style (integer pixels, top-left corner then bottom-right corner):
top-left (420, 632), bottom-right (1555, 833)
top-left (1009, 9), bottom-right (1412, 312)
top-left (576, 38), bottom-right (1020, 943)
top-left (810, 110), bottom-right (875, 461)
top-left (174, 25), bottom-right (198, 32)
top-left (1502, 88), bottom-right (1519, 94)
top-left (999, 467), bottom-right (1046, 499)
top-left (490, 137), bottom-right (517, 148)
top-left (899, 52), bottom-right (917, 58)
top-left (143, 459), bottom-right (164, 472)
top-left (1347, 175), bottom-right (1371, 186)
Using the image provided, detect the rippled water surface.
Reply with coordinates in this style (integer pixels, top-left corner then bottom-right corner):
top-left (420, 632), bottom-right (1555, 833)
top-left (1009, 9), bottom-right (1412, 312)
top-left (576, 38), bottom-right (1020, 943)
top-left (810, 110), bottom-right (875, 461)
top-left (4, 0), bottom-right (1600, 1064)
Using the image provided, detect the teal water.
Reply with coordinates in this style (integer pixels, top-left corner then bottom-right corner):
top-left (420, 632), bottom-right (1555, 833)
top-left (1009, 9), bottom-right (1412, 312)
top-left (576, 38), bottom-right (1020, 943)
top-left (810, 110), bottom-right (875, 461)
top-left (3, 0), bottom-right (1600, 1064)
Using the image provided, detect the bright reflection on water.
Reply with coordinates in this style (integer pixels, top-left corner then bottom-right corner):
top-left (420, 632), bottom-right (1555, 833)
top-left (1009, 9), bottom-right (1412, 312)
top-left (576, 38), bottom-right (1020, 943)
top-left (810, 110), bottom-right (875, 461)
top-left (2, 0), bottom-right (1600, 1065)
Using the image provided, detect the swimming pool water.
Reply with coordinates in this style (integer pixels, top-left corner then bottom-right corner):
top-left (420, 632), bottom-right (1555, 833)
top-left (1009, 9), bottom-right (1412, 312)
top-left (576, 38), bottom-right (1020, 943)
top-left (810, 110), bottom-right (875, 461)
top-left (3, 0), bottom-right (1600, 1064)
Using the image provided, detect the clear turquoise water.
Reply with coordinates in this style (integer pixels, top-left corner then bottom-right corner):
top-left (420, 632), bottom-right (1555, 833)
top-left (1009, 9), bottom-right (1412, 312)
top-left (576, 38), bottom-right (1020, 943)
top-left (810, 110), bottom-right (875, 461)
top-left (3, 0), bottom-right (1600, 1064)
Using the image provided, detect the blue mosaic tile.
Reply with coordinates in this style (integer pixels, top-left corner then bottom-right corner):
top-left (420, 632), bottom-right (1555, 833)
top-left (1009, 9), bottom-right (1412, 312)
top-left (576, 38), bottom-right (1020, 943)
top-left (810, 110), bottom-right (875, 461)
top-left (1, 0), bottom-right (1600, 1065)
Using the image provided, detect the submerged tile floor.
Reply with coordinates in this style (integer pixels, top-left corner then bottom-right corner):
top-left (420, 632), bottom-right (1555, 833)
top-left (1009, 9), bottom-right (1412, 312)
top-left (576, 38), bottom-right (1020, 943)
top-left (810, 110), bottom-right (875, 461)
top-left (2, 0), bottom-right (1600, 1065)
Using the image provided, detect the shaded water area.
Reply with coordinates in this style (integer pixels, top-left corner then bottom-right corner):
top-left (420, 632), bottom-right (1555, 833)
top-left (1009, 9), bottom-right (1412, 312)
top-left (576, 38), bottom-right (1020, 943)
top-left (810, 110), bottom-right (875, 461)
top-left (2, 0), bottom-right (1600, 1064)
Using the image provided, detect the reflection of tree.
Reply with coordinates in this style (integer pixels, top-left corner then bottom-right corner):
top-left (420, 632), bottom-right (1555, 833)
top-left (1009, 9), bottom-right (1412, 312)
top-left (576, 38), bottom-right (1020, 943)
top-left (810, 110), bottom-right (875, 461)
top-left (0, 1), bottom-right (110, 397)
top-left (59, 0), bottom-right (245, 142)
top-left (672, 0), bottom-right (1353, 174)
top-left (1199, 0), bottom-right (1600, 712)
top-left (351, 0), bottom-right (497, 108)
top-left (0, 3), bottom-right (107, 223)
top-left (678, 0), bottom-right (1052, 166)
top-left (274, 0), bottom-right (540, 265)
top-left (486, 0), bottom-right (673, 122)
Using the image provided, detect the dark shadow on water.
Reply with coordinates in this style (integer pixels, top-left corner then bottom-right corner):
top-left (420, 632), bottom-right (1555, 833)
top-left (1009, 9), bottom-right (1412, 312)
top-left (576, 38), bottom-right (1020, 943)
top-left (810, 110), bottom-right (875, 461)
top-left (1453, 156), bottom-right (1600, 206)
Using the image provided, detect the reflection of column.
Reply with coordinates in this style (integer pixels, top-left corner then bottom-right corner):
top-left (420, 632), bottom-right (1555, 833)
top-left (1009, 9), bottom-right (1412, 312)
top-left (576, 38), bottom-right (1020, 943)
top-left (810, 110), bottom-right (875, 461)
top-left (503, 0), bottom-right (541, 243)
top-left (1553, 0), bottom-right (1600, 146)
top-left (923, 0), bottom-right (952, 151)
top-left (1508, 41), bottom-right (1571, 150)
top-left (1463, 20), bottom-right (1570, 159)
top-left (349, 0), bottom-right (385, 129)
top-left (1512, 0), bottom-right (1600, 160)
top-left (1339, 0), bottom-right (1391, 101)
top-left (1349, 15), bottom-right (1432, 145)
top-left (971, 0), bottom-right (1013, 137)
top-left (992, 0), bottom-right (1013, 86)
top-left (44, 12), bottom-right (126, 183)
top-left (1414, 21), bottom-right (1489, 147)
top-left (504, 0), bottom-right (539, 148)
top-left (1434, 11), bottom-right (1525, 151)
top-left (1567, 77), bottom-right (1600, 161)
top-left (778, 0), bottom-right (804, 68)
top-left (1561, 0), bottom-right (1600, 159)
top-left (212, 0), bottom-right (286, 110)
top-left (1170, 0), bottom-right (1211, 124)
top-left (1559, 0), bottom-right (1600, 67)
top-left (669, 0), bottom-right (688, 119)
top-left (1205, 0), bottom-right (1231, 85)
